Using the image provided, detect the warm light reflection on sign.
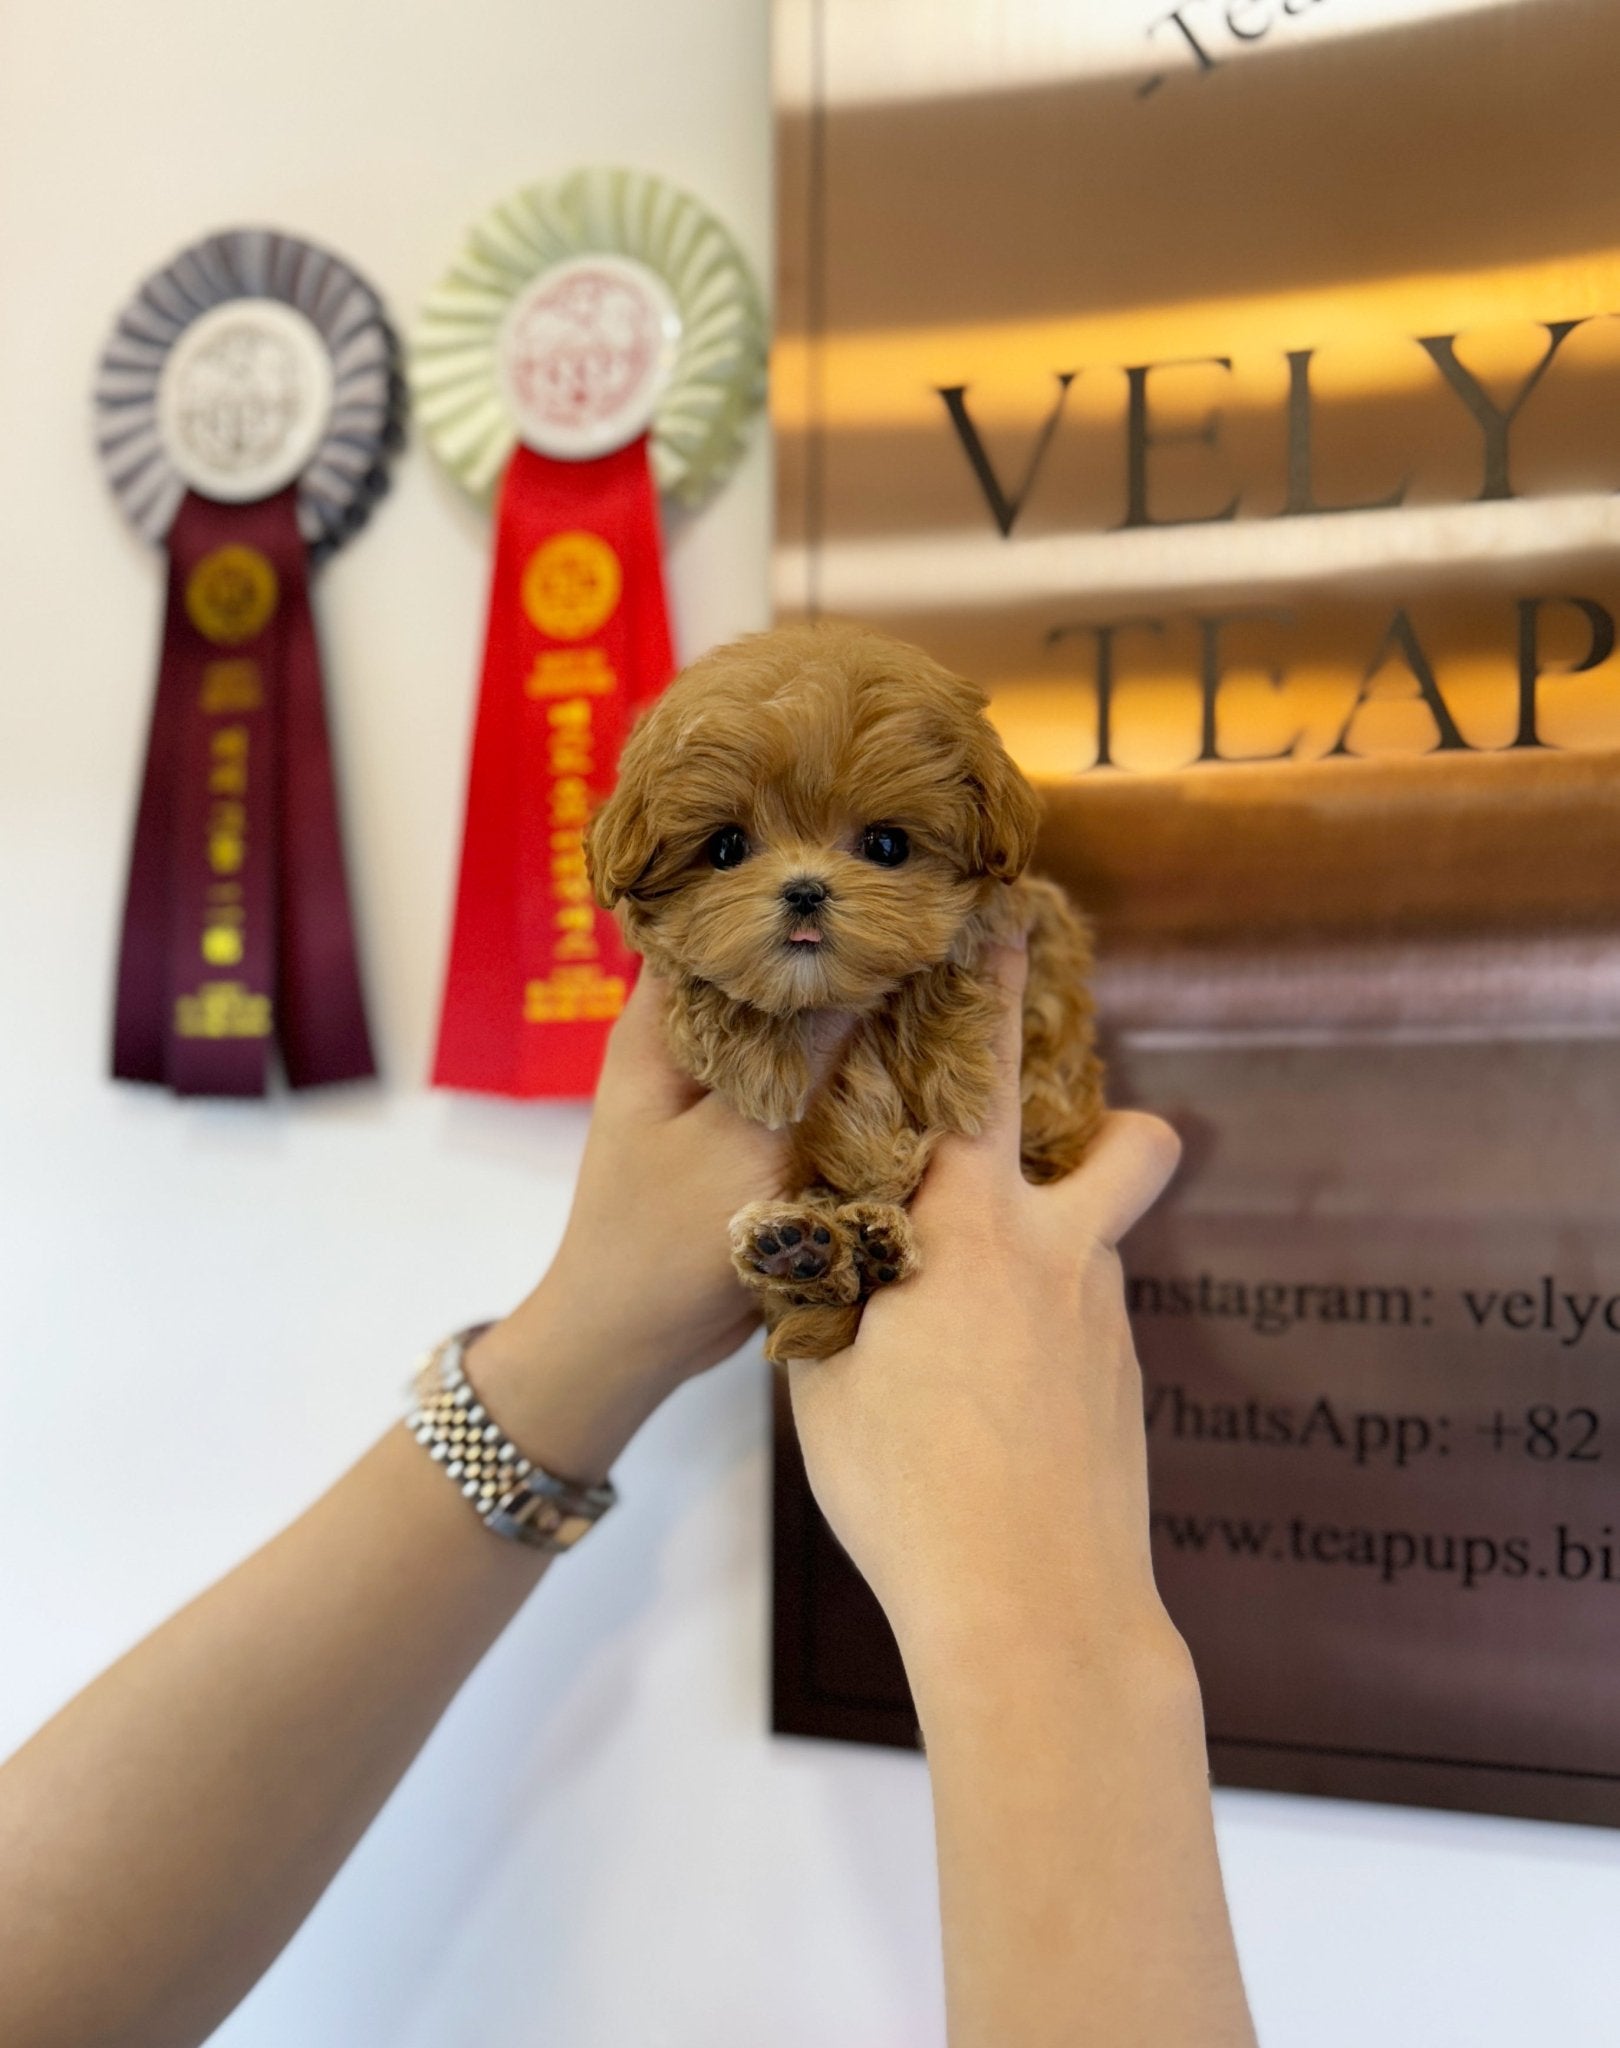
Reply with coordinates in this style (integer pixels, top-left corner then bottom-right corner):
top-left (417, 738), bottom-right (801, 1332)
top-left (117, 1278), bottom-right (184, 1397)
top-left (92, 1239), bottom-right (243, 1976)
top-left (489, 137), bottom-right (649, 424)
top-left (781, 261), bottom-right (1620, 775)
top-left (774, 0), bottom-right (1620, 912)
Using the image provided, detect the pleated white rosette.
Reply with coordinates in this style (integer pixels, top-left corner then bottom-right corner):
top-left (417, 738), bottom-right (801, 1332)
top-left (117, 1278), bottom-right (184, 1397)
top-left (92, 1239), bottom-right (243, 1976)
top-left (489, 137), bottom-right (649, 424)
top-left (411, 166), bottom-right (766, 506)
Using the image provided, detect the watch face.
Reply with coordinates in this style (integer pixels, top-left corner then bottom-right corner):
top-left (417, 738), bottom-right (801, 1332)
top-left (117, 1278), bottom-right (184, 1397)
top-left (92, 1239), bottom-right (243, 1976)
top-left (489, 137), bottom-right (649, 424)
top-left (499, 1490), bottom-right (599, 1550)
top-left (523, 1498), bottom-right (567, 1539)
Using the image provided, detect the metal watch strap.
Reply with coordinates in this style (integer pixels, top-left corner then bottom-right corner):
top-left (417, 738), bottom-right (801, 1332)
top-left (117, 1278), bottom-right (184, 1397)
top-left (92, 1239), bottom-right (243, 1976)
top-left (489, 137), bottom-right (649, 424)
top-left (407, 1324), bottom-right (617, 1552)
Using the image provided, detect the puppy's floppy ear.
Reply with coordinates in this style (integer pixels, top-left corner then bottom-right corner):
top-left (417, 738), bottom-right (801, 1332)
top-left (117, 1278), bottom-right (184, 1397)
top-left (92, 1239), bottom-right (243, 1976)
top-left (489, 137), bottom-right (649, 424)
top-left (585, 777), bottom-right (657, 910)
top-left (965, 719), bottom-right (1041, 881)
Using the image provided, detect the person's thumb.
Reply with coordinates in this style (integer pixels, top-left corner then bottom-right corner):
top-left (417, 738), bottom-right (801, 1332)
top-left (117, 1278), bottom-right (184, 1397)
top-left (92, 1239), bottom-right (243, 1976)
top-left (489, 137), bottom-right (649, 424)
top-left (915, 939), bottom-right (1030, 1214)
top-left (1052, 1110), bottom-right (1182, 1247)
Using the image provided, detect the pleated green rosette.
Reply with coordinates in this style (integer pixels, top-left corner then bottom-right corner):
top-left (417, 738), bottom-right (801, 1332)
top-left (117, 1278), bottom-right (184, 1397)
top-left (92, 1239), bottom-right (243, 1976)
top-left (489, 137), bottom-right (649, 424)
top-left (412, 167), bottom-right (767, 506)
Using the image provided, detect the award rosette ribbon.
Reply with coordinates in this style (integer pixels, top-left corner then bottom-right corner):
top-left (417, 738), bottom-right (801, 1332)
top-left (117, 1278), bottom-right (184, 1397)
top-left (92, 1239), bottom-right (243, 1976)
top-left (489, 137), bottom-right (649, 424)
top-left (413, 166), bottom-right (766, 1097)
top-left (95, 228), bottom-right (403, 1097)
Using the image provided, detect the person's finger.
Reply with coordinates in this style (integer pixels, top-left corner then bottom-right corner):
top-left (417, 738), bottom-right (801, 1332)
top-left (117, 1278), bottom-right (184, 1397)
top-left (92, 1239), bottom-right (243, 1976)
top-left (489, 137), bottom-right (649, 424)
top-left (1053, 1110), bottom-right (1182, 1248)
top-left (594, 967), bottom-right (704, 1119)
top-left (978, 939), bottom-right (1031, 1164)
top-left (915, 940), bottom-right (1029, 1209)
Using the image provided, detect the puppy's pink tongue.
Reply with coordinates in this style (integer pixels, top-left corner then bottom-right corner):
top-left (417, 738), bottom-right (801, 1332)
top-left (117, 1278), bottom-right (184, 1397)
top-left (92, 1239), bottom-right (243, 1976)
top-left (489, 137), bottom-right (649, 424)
top-left (788, 926), bottom-right (823, 945)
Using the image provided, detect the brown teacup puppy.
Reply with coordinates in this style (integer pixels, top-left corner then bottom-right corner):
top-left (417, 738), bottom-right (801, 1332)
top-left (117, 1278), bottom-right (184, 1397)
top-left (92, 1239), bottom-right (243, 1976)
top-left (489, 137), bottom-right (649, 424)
top-left (585, 622), bottom-right (1105, 1363)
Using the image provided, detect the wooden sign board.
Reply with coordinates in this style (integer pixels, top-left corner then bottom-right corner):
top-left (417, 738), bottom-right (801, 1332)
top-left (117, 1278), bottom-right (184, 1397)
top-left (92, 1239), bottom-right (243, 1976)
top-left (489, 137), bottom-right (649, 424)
top-left (771, 0), bottom-right (1620, 1824)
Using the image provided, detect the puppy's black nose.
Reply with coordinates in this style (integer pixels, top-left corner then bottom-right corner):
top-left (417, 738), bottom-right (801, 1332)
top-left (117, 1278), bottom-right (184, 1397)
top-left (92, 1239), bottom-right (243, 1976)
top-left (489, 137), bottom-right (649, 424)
top-left (782, 877), bottom-right (829, 915)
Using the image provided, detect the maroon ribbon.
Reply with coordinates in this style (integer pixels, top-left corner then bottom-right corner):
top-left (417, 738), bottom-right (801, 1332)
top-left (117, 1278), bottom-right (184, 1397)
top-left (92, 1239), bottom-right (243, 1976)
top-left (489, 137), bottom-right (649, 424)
top-left (112, 488), bottom-right (374, 1096)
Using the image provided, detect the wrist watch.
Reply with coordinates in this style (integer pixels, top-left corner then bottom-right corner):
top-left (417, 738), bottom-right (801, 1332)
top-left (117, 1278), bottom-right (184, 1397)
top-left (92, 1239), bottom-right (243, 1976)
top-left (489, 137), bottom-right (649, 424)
top-left (407, 1325), bottom-right (617, 1552)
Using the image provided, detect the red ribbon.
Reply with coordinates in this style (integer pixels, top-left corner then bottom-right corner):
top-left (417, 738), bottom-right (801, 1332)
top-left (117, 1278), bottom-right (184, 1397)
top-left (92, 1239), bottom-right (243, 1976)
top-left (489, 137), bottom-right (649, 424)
top-left (432, 436), bottom-right (675, 1096)
top-left (112, 488), bottom-right (374, 1096)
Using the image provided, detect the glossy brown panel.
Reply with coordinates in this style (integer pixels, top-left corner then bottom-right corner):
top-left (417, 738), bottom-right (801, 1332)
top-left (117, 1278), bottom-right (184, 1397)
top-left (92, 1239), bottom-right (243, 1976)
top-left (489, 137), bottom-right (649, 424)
top-left (775, 1035), bottom-right (1620, 1827)
top-left (772, 0), bottom-right (1620, 1822)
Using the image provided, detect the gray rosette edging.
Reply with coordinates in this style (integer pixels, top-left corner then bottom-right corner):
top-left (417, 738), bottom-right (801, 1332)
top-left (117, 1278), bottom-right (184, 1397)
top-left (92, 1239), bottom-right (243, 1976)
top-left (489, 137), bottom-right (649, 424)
top-left (94, 227), bottom-right (405, 563)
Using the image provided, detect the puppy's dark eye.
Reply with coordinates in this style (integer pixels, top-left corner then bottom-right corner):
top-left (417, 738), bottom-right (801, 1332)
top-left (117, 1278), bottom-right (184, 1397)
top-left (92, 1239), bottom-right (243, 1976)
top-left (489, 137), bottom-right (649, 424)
top-left (706, 825), bottom-right (751, 870)
top-left (859, 825), bottom-right (910, 868)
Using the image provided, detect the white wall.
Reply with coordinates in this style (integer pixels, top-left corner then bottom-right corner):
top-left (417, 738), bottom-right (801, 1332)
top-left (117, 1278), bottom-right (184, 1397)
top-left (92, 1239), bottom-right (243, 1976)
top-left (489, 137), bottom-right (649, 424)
top-left (1, 3), bottom-right (1617, 2043)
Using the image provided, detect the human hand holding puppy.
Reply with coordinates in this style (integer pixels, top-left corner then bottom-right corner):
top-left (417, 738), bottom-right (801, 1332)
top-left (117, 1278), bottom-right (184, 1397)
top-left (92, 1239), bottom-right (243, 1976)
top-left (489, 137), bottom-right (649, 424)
top-left (790, 947), bottom-right (1257, 2048)
top-left (785, 940), bottom-right (1184, 1676)
top-left (467, 961), bottom-right (840, 1483)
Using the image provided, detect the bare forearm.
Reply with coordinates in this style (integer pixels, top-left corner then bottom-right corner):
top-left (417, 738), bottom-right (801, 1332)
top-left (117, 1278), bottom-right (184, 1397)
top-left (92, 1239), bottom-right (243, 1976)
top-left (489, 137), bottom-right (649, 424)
top-left (910, 1614), bottom-right (1256, 2048)
top-left (0, 1423), bottom-right (548, 2048)
top-left (0, 967), bottom-right (783, 2048)
top-left (0, 1301), bottom-right (666, 2048)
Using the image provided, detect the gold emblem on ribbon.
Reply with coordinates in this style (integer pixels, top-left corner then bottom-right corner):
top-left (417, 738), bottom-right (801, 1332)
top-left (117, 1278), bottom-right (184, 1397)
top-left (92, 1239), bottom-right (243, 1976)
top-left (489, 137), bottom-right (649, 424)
top-left (524, 966), bottom-right (627, 1024)
top-left (521, 531), bottom-right (621, 641)
top-left (174, 979), bottom-right (272, 1039)
top-left (199, 659), bottom-right (265, 712)
top-left (185, 545), bottom-right (279, 646)
top-left (526, 646), bottom-right (617, 697)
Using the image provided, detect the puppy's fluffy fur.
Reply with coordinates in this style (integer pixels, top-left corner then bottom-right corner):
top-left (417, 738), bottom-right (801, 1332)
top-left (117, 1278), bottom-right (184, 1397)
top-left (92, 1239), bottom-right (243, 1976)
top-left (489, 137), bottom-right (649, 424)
top-left (586, 622), bottom-right (1104, 1362)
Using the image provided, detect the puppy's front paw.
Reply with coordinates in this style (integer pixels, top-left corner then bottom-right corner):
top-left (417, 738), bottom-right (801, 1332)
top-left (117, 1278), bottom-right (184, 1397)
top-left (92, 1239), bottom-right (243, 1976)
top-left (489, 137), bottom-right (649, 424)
top-left (838, 1201), bottom-right (918, 1292)
top-left (729, 1201), bottom-right (860, 1305)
